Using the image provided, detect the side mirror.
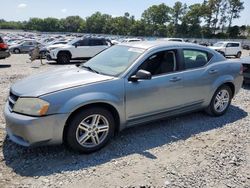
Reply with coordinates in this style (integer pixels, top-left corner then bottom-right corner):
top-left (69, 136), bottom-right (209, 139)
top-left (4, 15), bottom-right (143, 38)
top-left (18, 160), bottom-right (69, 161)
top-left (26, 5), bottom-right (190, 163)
top-left (74, 44), bottom-right (78, 48)
top-left (129, 69), bottom-right (152, 82)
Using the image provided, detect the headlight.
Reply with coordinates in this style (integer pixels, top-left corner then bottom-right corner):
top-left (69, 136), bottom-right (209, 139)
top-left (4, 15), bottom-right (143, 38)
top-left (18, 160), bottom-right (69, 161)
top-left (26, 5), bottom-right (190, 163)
top-left (13, 98), bottom-right (50, 116)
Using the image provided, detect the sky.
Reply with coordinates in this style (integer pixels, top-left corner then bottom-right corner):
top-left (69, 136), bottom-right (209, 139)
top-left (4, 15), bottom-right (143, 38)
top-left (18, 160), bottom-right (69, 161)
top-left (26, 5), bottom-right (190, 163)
top-left (1, 0), bottom-right (249, 25)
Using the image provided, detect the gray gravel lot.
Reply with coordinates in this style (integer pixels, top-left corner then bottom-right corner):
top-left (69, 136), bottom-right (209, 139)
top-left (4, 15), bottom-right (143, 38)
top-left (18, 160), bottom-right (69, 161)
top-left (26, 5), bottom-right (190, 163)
top-left (0, 54), bottom-right (249, 188)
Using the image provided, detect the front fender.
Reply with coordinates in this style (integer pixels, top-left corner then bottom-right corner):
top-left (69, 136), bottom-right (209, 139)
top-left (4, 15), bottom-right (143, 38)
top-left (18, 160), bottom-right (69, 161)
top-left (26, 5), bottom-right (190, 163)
top-left (58, 92), bottom-right (123, 115)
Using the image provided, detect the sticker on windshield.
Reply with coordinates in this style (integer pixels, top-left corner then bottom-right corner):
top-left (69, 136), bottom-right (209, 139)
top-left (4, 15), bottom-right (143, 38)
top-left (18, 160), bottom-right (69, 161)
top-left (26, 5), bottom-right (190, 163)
top-left (128, 48), bottom-right (144, 53)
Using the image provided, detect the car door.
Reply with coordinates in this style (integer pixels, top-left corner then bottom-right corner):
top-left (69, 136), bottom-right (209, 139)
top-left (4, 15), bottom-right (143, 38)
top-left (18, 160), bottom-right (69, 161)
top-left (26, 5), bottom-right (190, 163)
top-left (181, 49), bottom-right (215, 105)
top-left (71, 39), bottom-right (90, 58)
top-left (125, 49), bottom-right (186, 123)
top-left (225, 43), bottom-right (236, 55)
top-left (88, 39), bottom-right (109, 57)
top-left (22, 41), bottom-right (34, 52)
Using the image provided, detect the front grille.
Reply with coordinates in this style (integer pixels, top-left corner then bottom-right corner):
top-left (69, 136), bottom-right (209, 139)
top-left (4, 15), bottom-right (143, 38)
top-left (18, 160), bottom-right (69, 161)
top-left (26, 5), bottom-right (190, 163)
top-left (8, 91), bottom-right (19, 111)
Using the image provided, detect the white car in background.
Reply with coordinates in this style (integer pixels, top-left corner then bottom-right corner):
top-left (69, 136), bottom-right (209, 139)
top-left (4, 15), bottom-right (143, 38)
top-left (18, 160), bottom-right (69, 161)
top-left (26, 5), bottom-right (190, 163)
top-left (47, 37), bottom-right (112, 63)
top-left (209, 41), bottom-right (242, 58)
top-left (161, 38), bottom-right (185, 42)
top-left (121, 38), bottom-right (143, 43)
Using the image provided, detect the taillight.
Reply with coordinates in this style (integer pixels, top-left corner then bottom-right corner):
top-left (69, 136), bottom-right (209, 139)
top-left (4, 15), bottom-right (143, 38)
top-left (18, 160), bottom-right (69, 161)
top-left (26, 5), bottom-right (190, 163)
top-left (240, 64), bottom-right (243, 74)
top-left (0, 43), bottom-right (8, 49)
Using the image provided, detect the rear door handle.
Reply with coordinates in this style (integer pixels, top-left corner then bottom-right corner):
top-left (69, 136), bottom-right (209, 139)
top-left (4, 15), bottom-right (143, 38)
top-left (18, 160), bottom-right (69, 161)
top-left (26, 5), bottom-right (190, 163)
top-left (209, 69), bottom-right (218, 74)
top-left (170, 77), bottom-right (182, 82)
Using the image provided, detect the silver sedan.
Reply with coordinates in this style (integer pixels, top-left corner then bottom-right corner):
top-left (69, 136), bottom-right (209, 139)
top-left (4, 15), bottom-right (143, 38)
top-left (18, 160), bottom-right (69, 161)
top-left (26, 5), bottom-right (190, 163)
top-left (4, 41), bottom-right (243, 153)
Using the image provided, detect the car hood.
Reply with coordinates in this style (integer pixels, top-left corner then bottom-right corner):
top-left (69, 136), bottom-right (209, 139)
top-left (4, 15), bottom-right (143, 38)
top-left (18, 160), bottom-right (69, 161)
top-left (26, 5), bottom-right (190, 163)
top-left (208, 46), bottom-right (223, 50)
top-left (11, 65), bottom-right (114, 97)
top-left (46, 44), bottom-right (67, 50)
top-left (9, 44), bottom-right (20, 49)
top-left (241, 56), bottom-right (250, 64)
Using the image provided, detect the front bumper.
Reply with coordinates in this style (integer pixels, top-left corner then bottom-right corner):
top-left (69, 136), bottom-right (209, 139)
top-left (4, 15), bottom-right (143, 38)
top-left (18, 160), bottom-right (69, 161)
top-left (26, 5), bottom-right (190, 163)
top-left (46, 51), bottom-right (57, 61)
top-left (4, 103), bottom-right (68, 147)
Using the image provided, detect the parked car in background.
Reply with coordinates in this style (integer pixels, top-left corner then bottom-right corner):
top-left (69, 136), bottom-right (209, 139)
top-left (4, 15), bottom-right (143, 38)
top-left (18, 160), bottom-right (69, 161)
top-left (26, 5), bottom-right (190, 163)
top-left (0, 36), bottom-right (11, 60)
top-left (47, 37), bottom-right (112, 63)
top-left (4, 41), bottom-right (243, 153)
top-left (9, 40), bottom-right (41, 54)
top-left (121, 38), bottom-right (143, 43)
top-left (199, 41), bottom-right (213, 47)
top-left (240, 56), bottom-right (250, 83)
top-left (208, 41), bottom-right (242, 58)
top-left (29, 40), bottom-right (69, 59)
top-left (242, 44), bottom-right (250, 50)
top-left (161, 38), bottom-right (185, 42)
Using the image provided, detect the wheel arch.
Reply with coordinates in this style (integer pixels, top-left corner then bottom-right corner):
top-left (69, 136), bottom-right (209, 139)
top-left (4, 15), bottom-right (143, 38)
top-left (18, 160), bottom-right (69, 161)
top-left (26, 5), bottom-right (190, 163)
top-left (63, 102), bottom-right (121, 143)
top-left (57, 50), bottom-right (72, 58)
top-left (222, 82), bottom-right (235, 97)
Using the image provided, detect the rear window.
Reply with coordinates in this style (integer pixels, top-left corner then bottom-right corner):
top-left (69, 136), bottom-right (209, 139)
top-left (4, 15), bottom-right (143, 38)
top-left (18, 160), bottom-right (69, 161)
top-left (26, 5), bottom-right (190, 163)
top-left (183, 49), bottom-right (212, 69)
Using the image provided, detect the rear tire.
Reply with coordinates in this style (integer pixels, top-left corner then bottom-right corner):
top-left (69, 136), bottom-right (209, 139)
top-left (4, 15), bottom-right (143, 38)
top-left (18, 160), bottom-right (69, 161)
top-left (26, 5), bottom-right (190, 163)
top-left (236, 52), bottom-right (241, 58)
top-left (205, 85), bottom-right (232, 116)
top-left (57, 52), bottom-right (70, 64)
top-left (66, 107), bottom-right (115, 153)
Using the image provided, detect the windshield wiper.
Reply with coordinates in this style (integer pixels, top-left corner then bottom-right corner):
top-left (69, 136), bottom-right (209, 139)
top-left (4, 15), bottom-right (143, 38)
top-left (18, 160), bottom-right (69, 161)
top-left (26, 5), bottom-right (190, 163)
top-left (81, 65), bottom-right (100, 74)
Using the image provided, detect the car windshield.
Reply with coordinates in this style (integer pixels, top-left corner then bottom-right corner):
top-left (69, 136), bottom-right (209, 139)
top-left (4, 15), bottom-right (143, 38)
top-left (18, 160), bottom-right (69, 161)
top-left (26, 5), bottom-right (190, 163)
top-left (213, 42), bottom-right (225, 47)
top-left (80, 45), bottom-right (145, 76)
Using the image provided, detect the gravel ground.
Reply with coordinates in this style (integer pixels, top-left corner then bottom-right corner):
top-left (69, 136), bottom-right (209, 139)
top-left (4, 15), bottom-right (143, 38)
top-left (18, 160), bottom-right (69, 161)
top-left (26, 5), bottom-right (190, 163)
top-left (0, 54), bottom-right (249, 188)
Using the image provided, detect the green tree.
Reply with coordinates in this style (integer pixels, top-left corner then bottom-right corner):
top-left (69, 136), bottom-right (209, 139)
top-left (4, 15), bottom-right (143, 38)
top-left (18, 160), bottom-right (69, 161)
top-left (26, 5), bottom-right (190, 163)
top-left (227, 0), bottom-right (244, 28)
top-left (227, 25), bottom-right (240, 38)
top-left (86, 12), bottom-right (110, 33)
top-left (182, 3), bottom-right (205, 37)
top-left (26, 18), bottom-right (44, 31)
top-left (61, 16), bottom-right (85, 33)
top-left (171, 1), bottom-right (187, 36)
top-left (219, 0), bottom-right (229, 33)
top-left (142, 3), bottom-right (171, 25)
top-left (42, 18), bottom-right (60, 32)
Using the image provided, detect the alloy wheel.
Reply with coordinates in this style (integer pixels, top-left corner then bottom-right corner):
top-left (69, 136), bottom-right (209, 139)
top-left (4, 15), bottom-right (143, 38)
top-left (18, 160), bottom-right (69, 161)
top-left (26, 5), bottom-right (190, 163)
top-left (75, 114), bottom-right (109, 148)
top-left (213, 89), bottom-right (230, 113)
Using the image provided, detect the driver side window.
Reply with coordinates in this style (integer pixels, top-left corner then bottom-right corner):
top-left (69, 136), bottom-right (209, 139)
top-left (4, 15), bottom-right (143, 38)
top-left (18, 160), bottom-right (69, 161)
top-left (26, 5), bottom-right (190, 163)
top-left (139, 50), bottom-right (177, 76)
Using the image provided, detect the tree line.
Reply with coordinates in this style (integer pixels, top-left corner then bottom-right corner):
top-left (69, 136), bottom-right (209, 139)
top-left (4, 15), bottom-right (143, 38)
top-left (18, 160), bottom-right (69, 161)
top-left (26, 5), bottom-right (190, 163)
top-left (0, 0), bottom-right (247, 38)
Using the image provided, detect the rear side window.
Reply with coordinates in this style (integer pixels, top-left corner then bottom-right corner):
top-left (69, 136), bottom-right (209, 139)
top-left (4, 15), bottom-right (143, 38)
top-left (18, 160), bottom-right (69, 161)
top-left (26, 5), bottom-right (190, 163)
top-left (227, 43), bottom-right (239, 47)
top-left (183, 50), bottom-right (211, 69)
top-left (89, 39), bottom-right (106, 46)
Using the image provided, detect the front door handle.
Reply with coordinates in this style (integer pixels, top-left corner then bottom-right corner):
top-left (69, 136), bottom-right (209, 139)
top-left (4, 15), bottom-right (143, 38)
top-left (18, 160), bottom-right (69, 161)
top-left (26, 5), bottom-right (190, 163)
top-left (169, 77), bottom-right (182, 82)
top-left (209, 69), bottom-right (218, 74)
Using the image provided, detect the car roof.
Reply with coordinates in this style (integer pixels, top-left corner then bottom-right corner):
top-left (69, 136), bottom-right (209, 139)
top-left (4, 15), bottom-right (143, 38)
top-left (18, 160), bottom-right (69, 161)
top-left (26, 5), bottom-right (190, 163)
top-left (162, 38), bottom-right (184, 41)
top-left (118, 40), bottom-right (210, 51)
top-left (82, 37), bottom-right (107, 40)
top-left (217, 41), bottom-right (240, 44)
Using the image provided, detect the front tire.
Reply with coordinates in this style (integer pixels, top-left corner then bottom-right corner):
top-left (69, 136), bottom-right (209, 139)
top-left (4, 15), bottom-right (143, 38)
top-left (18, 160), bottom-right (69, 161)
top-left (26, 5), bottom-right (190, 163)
top-left (66, 107), bottom-right (115, 153)
top-left (206, 85), bottom-right (232, 116)
top-left (57, 53), bottom-right (70, 64)
top-left (13, 48), bottom-right (21, 54)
